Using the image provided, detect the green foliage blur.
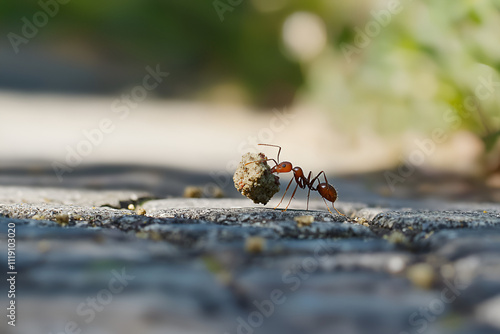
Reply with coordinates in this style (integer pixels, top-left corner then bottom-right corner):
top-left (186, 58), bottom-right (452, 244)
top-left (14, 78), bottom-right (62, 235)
top-left (312, 0), bottom-right (500, 144)
top-left (1, 0), bottom-right (500, 144)
top-left (0, 0), bottom-right (304, 106)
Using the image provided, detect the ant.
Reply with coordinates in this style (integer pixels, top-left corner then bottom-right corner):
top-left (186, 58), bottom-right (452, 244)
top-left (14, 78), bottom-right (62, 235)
top-left (247, 144), bottom-right (344, 216)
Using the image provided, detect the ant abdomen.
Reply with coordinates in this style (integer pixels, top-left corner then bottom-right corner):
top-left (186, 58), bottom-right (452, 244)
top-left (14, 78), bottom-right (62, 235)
top-left (317, 183), bottom-right (338, 203)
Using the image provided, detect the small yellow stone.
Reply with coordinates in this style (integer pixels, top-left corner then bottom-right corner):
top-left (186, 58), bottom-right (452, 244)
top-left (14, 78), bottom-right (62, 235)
top-left (212, 187), bottom-right (225, 198)
top-left (354, 217), bottom-right (369, 226)
top-left (383, 231), bottom-right (408, 245)
top-left (37, 240), bottom-right (51, 253)
top-left (294, 215), bottom-right (314, 227)
top-left (55, 213), bottom-right (69, 226)
top-left (183, 186), bottom-right (203, 198)
top-left (136, 231), bottom-right (149, 239)
top-left (128, 204), bottom-right (135, 210)
top-left (216, 272), bottom-right (233, 285)
top-left (136, 208), bottom-right (146, 215)
top-left (407, 263), bottom-right (435, 289)
top-left (245, 236), bottom-right (266, 254)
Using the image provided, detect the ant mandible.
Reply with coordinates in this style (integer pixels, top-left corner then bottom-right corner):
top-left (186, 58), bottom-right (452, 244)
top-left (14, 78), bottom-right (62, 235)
top-left (248, 144), bottom-right (344, 216)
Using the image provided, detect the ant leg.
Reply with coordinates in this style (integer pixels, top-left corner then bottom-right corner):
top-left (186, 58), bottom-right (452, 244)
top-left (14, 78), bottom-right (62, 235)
top-left (332, 204), bottom-right (345, 216)
top-left (283, 182), bottom-right (300, 212)
top-left (307, 188), bottom-right (311, 210)
top-left (305, 171), bottom-right (313, 211)
top-left (322, 198), bottom-right (334, 215)
top-left (314, 170), bottom-right (328, 184)
top-left (309, 171), bottom-right (324, 188)
top-left (321, 198), bottom-right (345, 216)
top-left (274, 177), bottom-right (294, 210)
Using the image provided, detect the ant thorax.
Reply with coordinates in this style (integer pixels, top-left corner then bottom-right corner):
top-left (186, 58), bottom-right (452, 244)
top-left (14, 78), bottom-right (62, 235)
top-left (292, 166), bottom-right (304, 178)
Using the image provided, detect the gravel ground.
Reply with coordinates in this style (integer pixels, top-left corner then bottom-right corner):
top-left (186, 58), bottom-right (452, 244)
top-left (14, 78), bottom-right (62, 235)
top-left (1, 186), bottom-right (500, 334)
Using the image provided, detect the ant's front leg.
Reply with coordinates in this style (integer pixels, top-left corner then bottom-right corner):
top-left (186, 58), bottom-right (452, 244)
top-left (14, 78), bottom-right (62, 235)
top-left (282, 182), bottom-right (300, 212)
top-left (274, 177), bottom-right (294, 210)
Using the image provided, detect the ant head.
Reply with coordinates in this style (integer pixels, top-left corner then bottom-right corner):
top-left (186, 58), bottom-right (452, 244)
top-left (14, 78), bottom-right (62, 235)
top-left (271, 161), bottom-right (292, 173)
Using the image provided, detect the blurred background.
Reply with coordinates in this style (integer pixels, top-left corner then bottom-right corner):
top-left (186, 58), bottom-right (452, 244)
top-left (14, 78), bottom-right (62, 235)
top-left (3, 2), bottom-right (500, 334)
top-left (1, 0), bottom-right (500, 200)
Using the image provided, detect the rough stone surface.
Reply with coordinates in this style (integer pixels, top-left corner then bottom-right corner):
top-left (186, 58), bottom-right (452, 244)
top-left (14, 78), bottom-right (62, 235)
top-left (0, 185), bottom-right (151, 207)
top-left (372, 209), bottom-right (500, 232)
top-left (0, 203), bottom-right (132, 227)
top-left (2, 188), bottom-right (500, 334)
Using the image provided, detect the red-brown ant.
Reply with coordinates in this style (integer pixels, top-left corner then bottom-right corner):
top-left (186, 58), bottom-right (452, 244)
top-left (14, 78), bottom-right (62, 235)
top-left (246, 144), bottom-right (344, 216)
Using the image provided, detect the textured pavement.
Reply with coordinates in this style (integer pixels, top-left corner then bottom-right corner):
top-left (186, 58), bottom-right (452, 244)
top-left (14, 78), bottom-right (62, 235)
top-left (1, 186), bottom-right (500, 334)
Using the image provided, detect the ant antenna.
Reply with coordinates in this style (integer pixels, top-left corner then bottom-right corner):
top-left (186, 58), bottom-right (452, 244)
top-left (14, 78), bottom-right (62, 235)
top-left (258, 144), bottom-right (282, 163)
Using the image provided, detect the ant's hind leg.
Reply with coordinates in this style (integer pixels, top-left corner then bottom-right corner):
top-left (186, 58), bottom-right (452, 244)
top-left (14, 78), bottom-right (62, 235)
top-left (322, 198), bottom-right (345, 216)
top-left (306, 188), bottom-right (311, 211)
top-left (322, 198), bottom-right (334, 215)
top-left (332, 204), bottom-right (345, 216)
